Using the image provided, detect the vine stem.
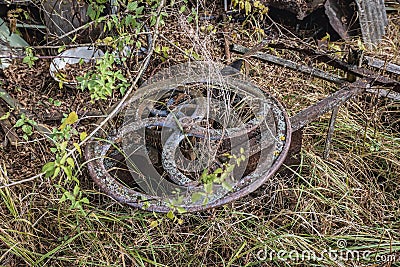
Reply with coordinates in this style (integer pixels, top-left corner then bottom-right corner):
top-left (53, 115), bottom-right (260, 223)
top-left (0, 0), bottom-right (166, 189)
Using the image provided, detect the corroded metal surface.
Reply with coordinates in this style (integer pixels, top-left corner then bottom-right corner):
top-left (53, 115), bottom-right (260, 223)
top-left (290, 80), bottom-right (368, 131)
top-left (324, 0), bottom-right (388, 48)
top-left (324, 0), bottom-right (355, 40)
top-left (233, 42), bottom-right (400, 93)
top-left (86, 61), bottom-right (291, 213)
top-left (86, 41), bottom-right (400, 212)
top-left (41, 0), bottom-right (92, 44)
top-left (355, 0), bottom-right (388, 48)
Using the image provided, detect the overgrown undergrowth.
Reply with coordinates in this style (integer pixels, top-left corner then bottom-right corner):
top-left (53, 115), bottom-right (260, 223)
top-left (0, 2), bottom-right (399, 266)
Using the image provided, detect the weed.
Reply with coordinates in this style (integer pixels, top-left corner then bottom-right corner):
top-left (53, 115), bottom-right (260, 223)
top-left (22, 47), bottom-right (38, 68)
top-left (13, 113), bottom-right (37, 141)
top-left (42, 112), bottom-right (88, 213)
top-left (77, 52), bottom-right (130, 101)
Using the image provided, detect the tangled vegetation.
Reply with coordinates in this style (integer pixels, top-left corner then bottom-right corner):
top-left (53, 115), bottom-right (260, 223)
top-left (0, 0), bottom-right (399, 266)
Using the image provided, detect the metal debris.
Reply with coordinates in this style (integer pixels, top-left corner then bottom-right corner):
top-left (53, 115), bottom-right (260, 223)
top-left (262, 0), bottom-right (325, 19)
top-left (324, 0), bottom-right (353, 40)
top-left (85, 61), bottom-right (291, 212)
top-left (355, 0), bottom-right (388, 48)
top-left (261, 0), bottom-right (388, 47)
top-left (84, 41), bottom-right (400, 212)
top-left (231, 44), bottom-right (347, 84)
top-left (365, 56), bottom-right (400, 75)
top-left (0, 17), bottom-right (28, 69)
top-left (41, 0), bottom-right (96, 44)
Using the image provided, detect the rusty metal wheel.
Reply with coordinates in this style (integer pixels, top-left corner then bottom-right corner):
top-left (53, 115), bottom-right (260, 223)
top-left (86, 61), bottom-right (291, 212)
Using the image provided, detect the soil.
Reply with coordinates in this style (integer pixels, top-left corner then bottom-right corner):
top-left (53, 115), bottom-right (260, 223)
top-left (54, 61), bottom-right (95, 84)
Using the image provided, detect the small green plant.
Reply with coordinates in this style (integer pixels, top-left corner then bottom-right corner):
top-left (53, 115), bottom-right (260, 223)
top-left (165, 149), bottom-right (246, 220)
top-left (167, 149), bottom-right (247, 210)
top-left (154, 45), bottom-right (170, 61)
top-left (14, 113), bottom-right (37, 141)
top-left (48, 97), bottom-right (62, 107)
top-left (42, 112), bottom-right (83, 182)
top-left (59, 184), bottom-right (89, 214)
top-left (87, 0), bottom-right (106, 21)
top-left (77, 52), bottom-right (130, 101)
top-left (191, 152), bottom-right (245, 205)
top-left (22, 47), bottom-right (38, 68)
top-left (42, 112), bottom-right (89, 213)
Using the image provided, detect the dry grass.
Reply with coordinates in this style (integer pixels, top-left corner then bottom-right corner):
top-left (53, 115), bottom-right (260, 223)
top-left (1, 4), bottom-right (400, 267)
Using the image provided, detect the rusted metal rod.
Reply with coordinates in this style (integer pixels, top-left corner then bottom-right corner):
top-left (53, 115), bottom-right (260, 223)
top-left (231, 44), bottom-right (346, 85)
top-left (262, 42), bottom-right (400, 92)
top-left (290, 80), bottom-right (368, 131)
top-left (365, 56), bottom-right (400, 75)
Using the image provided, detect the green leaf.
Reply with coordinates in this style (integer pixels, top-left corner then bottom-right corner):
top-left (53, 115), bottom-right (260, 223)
top-left (221, 181), bottom-right (233, 191)
top-left (62, 165), bottom-right (73, 179)
top-left (245, 1), bottom-right (251, 15)
top-left (57, 46), bottom-right (66, 53)
top-left (214, 168), bottom-right (223, 174)
top-left (63, 191), bottom-right (74, 201)
top-left (200, 169), bottom-right (208, 180)
top-left (14, 119), bottom-right (25, 128)
top-left (176, 206), bottom-right (186, 214)
top-left (59, 193), bottom-right (67, 203)
top-left (53, 100), bottom-right (62, 107)
top-left (226, 164), bottom-right (235, 173)
top-left (220, 172), bottom-right (228, 181)
top-left (42, 162), bottom-right (55, 177)
top-left (80, 132), bottom-right (87, 141)
top-left (0, 112), bottom-right (10, 121)
top-left (59, 111), bottom-right (78, 130)
top-left (52, 167), bottom-right (61, 179)
top-left (73, 184), bottom-right (80, 196)
top-left (136, 6), bottom-right (144, 15)
top-left (191, 192), bottom-right (203, 203)
top-left (21, 124), bottom-right (32, 135)
top-left (127, 2), bottom-right (138, 11)
top-left (73, 143), bottom-right (82, 156)
top-left (150, 220), bottom-right (159, 228)
top-left (166, 210), bottom-right (175, 220)
top-left (204, 183), bottom-right (213, 194)
top-left (66, 157), bottom-right (75, 168)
